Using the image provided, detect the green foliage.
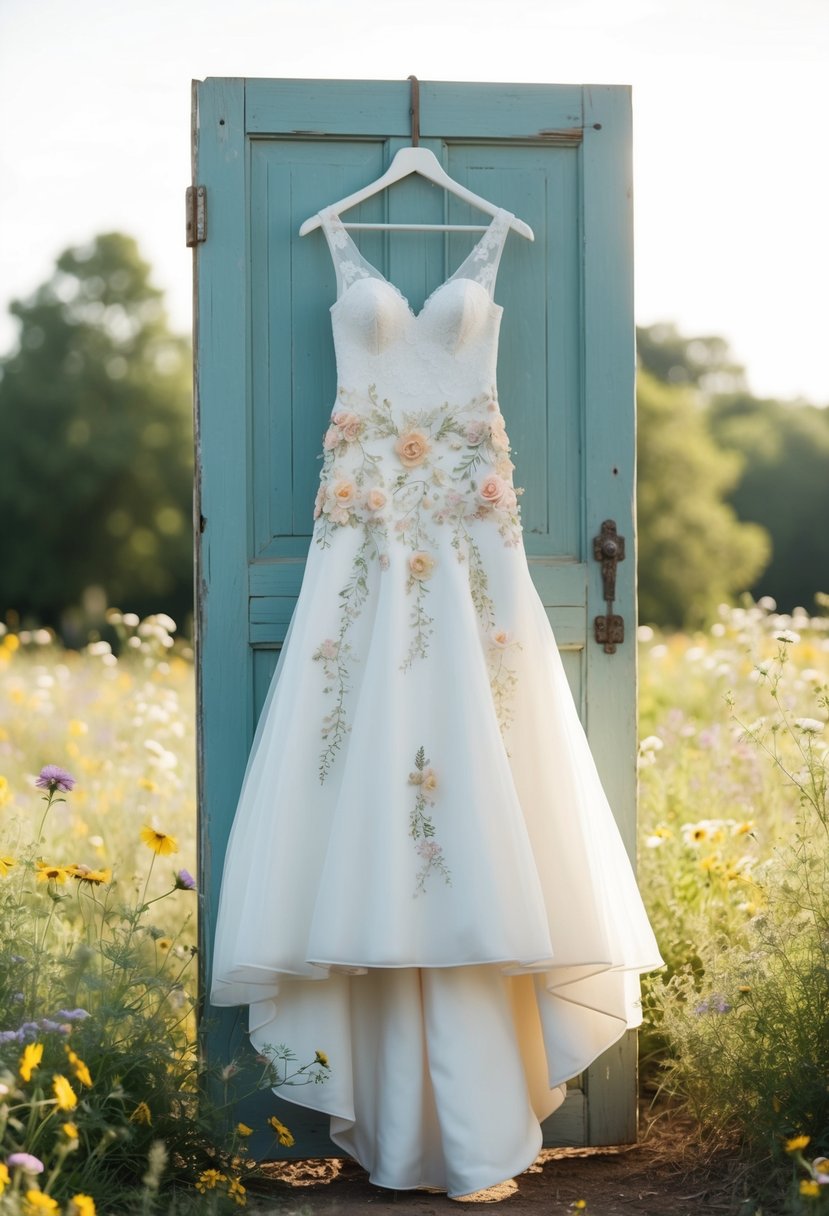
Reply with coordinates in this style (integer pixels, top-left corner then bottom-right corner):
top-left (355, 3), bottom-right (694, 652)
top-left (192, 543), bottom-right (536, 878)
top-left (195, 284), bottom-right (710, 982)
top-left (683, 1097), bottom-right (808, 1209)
top-left (636, 369), bottom-right (771, 627)
top-left (638, 603), bottom-right (829, 1204)
top-left (710, 395), bottom-right (829, 614)
top-left (0, 235), bottom-right (194, 640)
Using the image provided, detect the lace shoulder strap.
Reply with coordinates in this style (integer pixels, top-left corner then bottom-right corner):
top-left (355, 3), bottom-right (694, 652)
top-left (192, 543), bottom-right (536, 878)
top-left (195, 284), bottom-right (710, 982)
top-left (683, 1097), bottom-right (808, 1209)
top-left (446, 208), bottom-right (514, 299)
top-left (318, 209), bottom-right (385, 299)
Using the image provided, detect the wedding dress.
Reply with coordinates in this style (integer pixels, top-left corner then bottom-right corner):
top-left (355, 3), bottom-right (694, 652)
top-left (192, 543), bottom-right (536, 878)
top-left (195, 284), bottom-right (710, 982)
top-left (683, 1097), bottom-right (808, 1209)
top-left (210, 206), bottom-right (663, 1197)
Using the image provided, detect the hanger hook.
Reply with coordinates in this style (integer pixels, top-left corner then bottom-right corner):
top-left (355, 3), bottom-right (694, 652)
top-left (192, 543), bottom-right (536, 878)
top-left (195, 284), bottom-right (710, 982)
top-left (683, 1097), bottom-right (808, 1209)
top-left (407, 74), bottom-right (420, 147)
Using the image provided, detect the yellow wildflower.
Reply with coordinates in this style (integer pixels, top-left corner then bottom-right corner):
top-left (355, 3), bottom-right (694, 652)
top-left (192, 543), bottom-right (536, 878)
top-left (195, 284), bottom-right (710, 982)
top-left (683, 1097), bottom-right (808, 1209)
top-left (68, 1196), bottom-right (96, 1216)
top-left (236, 1122), bottom-right (253, 1137)
top-left (36, 862), bottom-right (71, 884)
top-left (140, 826), bottom-right (178, 856)
top-left (4, 634), bottom-right (20, 652)
top-left (53, 1074), bottom-right (78, 1111)
top-left (67, 720), bottom-right (88, 737)
top-left (267, 1115), bottom-right (295, 1147)
top-left (228, 1175), bottom-right (247, 1206)
top-left (786, 1134), bottom-right (811, 1153)
top-left (69, 865), bottom-right (112, 886)
top-left (157, 938), bottom-right (173, 952)
top-left (0, 1162), bottom-right (8, 1193)
top-left (800, 1180), bottom-right (820, 1197)
top-left (0, 855), bottom-right (15, 876)
top-left (314, 1049), bottom-right (330, 1068)
top-left (61, 1122), bottom-right (80, 1141)
top-left (19, 1042), bottom-right (44, 1082)
top-left (65, 1047), bottom-right (93, 1087)
top-left (138, 777), bottom-right (159, 793)
top-left (130, 1101), bottom-right (152, 1125)
top-left (699, 855), bottom-right (720, 873)
top-left (195, 1169), bottom-right (226, 1193)
top-left (733, 820), bottom-right (755, 835)
top-left (24, 1193), bottom-right (59, 1214)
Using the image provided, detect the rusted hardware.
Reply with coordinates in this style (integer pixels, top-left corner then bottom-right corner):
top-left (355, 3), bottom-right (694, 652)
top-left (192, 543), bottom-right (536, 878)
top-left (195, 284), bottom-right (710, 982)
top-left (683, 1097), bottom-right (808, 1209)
top-left (593, 519), bottom-right (625, 654)
top-left (186, 185), bottom-right (207, 247)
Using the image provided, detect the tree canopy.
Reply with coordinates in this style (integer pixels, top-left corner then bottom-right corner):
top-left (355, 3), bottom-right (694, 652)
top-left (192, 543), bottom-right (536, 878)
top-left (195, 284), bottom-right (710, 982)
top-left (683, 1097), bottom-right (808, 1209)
top-left (636, 367), bottom-right (770, 628)
top-left (0, 234), bottom-right (193, 638)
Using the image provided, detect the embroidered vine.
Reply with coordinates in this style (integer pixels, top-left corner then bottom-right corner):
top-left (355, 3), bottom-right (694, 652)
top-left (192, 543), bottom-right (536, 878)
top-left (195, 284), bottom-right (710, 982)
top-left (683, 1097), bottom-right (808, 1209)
top-left (486, 629), bottom-right (523, 750)
top-left (312, 530), bottom-right (378, 783)
top-left (408, 746), bottom-right (451, 895)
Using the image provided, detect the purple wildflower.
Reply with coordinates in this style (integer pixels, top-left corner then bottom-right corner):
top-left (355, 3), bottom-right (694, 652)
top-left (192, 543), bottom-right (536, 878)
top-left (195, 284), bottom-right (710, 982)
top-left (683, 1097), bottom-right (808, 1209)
top-left (35, 765), bottom-right (76, 793)
top-left (0, 1030), bottom-right (19, 1044)
top-left (7, 1152), bottom-right (44, 1173)
top-left (56, 1008), bottom-right (90, 1022)
top-left (174, 868), bottom-right (196, 892)
top-left (694, 994), bottom-right (733, 1015)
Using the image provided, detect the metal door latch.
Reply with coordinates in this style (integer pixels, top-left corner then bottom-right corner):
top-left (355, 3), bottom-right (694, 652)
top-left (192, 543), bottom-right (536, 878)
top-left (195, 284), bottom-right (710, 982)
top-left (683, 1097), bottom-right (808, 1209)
top-left (593, 519), bottom-right (625, 653)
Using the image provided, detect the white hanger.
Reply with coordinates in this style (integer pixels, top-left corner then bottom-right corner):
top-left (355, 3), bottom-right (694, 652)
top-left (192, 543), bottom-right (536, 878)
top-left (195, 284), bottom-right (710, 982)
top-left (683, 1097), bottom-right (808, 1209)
top-left (298, 146), bottom-right (534, 241)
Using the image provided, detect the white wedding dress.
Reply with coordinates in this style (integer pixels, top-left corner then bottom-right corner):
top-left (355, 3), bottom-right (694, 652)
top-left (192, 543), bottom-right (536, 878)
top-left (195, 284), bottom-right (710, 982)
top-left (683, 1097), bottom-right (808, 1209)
top-left (210, 207), bottom-right (663, 1197)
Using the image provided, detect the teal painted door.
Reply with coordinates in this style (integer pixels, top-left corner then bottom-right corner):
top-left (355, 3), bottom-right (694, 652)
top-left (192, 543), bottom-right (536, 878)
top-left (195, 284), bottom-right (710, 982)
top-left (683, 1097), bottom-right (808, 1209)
top-left (192, 77), bottom-right (638, 1154)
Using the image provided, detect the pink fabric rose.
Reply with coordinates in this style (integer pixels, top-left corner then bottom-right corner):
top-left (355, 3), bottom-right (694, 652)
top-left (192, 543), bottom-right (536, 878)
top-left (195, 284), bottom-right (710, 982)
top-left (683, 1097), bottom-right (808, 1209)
top-left (478, 473), bottom-right (509, 507)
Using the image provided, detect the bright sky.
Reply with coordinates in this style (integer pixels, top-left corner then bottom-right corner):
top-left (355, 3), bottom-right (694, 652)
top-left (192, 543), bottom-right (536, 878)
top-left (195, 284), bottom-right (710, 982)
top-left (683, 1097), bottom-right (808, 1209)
top-left (1, 0), bottom-right (827, 403)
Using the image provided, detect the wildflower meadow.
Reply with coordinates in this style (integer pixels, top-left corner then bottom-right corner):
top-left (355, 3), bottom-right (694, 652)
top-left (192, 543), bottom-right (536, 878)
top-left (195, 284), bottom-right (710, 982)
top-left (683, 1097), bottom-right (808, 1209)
top-left (638, 597), bottom-right (829, 1212)
top-left (0, 597), bottom-right (827, 1213)
top-left (0, 614), bottom-right (326, 1215)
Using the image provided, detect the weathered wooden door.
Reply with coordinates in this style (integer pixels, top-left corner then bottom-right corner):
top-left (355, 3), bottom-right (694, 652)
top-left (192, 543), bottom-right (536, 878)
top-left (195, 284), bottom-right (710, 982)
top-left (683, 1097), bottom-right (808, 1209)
top-left (192, 77), bottom-right (638, 1154)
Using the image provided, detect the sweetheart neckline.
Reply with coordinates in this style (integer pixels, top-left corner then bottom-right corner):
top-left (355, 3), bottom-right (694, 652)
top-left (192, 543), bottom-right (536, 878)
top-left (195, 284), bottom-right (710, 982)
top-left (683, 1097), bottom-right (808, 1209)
top-left (330, 273), bottom-right (503, 323)
top-left (322, 207), bottom-right (510, 321)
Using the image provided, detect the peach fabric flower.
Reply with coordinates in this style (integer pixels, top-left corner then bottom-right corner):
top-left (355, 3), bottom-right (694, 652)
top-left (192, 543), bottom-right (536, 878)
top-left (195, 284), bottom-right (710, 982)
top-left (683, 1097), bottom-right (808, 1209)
top-left (421, 768), bottom-right (438, 800)
top-left (331, 478), bottom-right (357, 507)
top-left (395, 431), bottom-right (431, 467)
top-left (332, 411), bottom-right (363, 442)
top-left (478, 473), bottom-right (509, 507)
top-left (408, 552), bottom-right (436, 580)
top-left (489, 416), bottom-right (510, 451)
top-left (490, 628), bottom-right (512, 648)
top-left (366, 488), bottom-right (387, 511)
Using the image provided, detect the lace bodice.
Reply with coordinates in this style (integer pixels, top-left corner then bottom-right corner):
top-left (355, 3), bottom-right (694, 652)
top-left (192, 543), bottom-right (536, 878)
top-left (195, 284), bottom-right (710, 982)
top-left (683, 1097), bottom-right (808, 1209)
top-left (318, 207), bottom-right (513, 406)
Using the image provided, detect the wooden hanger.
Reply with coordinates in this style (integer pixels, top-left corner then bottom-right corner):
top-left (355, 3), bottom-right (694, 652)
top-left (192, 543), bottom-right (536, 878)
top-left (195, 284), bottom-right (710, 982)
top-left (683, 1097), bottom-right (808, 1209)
top-left (299, 77), bottom-right (534, 241)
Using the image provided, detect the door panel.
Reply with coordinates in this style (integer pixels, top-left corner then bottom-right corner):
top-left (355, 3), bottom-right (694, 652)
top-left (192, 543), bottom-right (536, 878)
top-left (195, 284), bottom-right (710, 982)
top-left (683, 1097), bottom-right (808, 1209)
top-left (194, 77), bottom-right (637, 1154)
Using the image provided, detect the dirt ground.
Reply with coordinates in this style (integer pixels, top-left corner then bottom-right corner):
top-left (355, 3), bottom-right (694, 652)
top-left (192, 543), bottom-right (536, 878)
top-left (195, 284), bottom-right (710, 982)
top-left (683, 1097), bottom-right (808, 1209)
top-left (245, 1106), bottom-right (766, 1216)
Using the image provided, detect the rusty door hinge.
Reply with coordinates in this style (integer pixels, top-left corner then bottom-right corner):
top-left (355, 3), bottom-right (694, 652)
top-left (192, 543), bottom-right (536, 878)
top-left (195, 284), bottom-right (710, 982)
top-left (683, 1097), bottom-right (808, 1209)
top-left (593, 519), bottom-right (626, 653)
top-left (186, 185), bottom-right (207, 247)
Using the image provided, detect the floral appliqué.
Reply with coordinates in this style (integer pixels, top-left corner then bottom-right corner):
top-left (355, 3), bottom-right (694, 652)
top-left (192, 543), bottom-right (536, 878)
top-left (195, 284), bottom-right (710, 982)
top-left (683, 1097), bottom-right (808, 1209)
top-left (487, 628), bottom-right (522, 750)
top-left (408, 747), bottom-right (450, 895)
top-left (312, 385), bottom-right (523, 781)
